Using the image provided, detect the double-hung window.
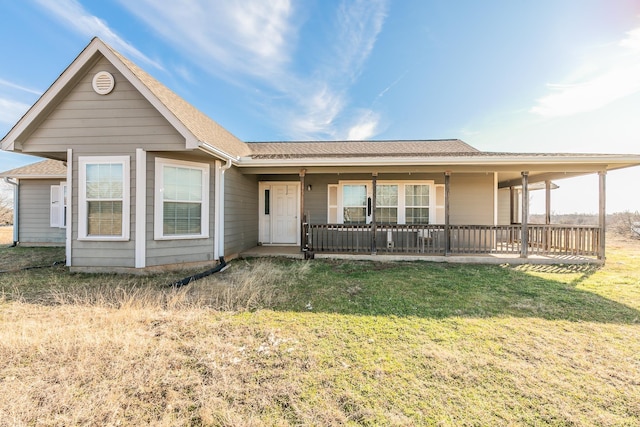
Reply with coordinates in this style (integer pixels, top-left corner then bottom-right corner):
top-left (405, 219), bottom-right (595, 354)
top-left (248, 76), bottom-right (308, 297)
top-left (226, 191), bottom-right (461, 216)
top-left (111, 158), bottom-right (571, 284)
top-left (405, 184), bottom-right (430, 224)
top-left (155, 158), bottom-right (209, 240)
top-left (335, 180), bottom-right (434, 225)
top-left (375, 184), bottom-right (398, 224)
top-left (79, 156), bottom-right (130, 240)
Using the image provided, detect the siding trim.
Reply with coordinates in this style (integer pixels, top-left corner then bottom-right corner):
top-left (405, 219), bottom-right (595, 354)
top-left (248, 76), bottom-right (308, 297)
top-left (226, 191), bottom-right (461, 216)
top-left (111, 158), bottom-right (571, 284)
top-left (66, 149), bottom-right (72, 266)
top-left (135, 148), bottom-right (146, 268)
top-left (214, 160), bottom-right (221, 260)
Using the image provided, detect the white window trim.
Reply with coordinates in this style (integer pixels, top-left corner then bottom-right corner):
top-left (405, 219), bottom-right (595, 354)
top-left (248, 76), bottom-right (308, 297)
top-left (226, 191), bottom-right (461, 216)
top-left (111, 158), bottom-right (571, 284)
top-left (154, 157), bottom-right (210, 240)
top-left (78, 156), bottom-right (130, 241)
top-left (336, 180), bottom-right (435, 225)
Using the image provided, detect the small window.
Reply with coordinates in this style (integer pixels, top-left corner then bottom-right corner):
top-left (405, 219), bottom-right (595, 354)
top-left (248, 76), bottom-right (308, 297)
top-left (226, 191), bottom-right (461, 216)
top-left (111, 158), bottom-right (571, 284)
top-left (264, 189), bottom-right (270, 215)
top-left (405, 184), bottom-right (430, 224)
top-left (155, 158), bottom-right (209, 240)
top-left (375, 184), bottom-right (398, 224)
top-left (78, 157), bottom-right (130, 240)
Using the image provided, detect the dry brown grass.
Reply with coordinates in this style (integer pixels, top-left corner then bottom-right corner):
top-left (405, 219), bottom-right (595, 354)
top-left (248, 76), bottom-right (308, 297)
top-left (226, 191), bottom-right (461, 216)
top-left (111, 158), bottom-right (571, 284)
top-left (0, 243), bottom-right (639, 425)
top-left (0, 226), bottom-right (12, 246)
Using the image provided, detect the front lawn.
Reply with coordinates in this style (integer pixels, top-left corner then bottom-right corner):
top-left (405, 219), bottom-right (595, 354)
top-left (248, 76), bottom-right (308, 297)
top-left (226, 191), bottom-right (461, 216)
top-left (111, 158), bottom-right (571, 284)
top-left (0, 238), bottom-right (638, 426)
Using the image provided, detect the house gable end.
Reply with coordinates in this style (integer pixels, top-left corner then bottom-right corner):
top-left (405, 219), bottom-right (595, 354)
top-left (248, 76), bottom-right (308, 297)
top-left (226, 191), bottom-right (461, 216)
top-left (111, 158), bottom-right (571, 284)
top-left (1, 38), bottom-right (209, 156)
top-left (21, 55), bottom-right (186, 155)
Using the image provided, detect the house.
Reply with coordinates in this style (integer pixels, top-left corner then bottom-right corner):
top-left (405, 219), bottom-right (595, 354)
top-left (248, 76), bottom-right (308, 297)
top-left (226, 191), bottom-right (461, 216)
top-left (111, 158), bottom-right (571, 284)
top-left (2, 38), bottom-right (640, 271)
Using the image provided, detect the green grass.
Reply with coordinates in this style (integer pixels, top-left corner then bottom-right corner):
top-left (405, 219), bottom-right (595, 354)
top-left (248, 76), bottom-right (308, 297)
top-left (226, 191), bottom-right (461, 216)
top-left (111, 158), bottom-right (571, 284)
top-left (0, 239), bottom-right (639, 425)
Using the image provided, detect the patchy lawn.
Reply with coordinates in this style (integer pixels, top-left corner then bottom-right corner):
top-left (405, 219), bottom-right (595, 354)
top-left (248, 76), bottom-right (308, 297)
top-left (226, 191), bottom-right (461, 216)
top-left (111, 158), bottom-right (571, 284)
top-left (0, 238), bottom-right (638, 426)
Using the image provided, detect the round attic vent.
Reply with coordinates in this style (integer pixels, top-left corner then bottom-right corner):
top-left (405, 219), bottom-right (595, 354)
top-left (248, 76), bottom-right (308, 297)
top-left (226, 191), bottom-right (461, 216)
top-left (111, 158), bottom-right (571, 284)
top-left (92, 71), bottom-right (115, 95)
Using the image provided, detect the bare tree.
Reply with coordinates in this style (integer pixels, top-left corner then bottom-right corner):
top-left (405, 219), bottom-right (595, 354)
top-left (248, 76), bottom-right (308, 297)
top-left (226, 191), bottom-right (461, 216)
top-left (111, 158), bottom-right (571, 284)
top-left (608, 211), bottom-right (640, 239)
top-left (0, 184), bottom-right (13, 225)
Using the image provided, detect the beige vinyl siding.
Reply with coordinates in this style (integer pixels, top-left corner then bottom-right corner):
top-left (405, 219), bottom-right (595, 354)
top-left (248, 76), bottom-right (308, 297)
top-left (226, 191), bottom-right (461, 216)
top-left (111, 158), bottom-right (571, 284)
top-left (145, 153), bottom-right (216, 267)
top-left (15, 54), bottom-right (199, 268)
top-left (21, 56), bottom-right (185, 154)
top-left (449, 173), bottom-right (495, 225)
top-left (17, 179), bottom-right (65, 246)
top-left (224, 167), bottom-right (258, 257)
top-left (497, 188), bottom-right (511, 225)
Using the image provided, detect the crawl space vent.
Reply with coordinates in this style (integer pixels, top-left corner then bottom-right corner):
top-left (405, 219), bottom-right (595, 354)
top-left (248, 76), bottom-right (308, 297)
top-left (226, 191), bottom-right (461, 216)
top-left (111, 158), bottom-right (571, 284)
top-left (92, 71), bottom-right (115, 95)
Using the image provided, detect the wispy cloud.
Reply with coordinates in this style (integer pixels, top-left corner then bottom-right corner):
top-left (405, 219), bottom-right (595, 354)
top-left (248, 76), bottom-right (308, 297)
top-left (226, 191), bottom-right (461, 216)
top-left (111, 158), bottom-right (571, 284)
top-left (0, 98), bottom-right (30, 125)
top-left (33, 0), bottom-right (163, 70)
top-left (0, 79), bottom-right (42, 96)
top-left (115, 0), bottom-right (293, 79)
top-left (531, 25), bottom-right (640, 117)
top-left (116, 0), bottom-right (389, 140)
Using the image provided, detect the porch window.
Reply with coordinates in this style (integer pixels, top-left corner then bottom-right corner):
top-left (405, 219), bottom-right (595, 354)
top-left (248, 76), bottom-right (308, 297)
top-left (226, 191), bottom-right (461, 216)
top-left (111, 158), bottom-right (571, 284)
top-left (375, 184), bottom-right (398, 223)
top-left (405, 184), bottom-right (430, 224)
top-left (155, 158), bottom-right (209, 240)
top-left (336, 180), bottom-right (434, 225)
top-left (343, 184), bottom-right (367, 224)
top-left (78, 156), bottom-right (130, 240)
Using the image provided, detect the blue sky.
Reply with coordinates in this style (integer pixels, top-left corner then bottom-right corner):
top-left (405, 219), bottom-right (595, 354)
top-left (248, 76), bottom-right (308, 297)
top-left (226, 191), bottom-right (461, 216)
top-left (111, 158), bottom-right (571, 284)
top-left (1, 0), bottom-right (640, 213)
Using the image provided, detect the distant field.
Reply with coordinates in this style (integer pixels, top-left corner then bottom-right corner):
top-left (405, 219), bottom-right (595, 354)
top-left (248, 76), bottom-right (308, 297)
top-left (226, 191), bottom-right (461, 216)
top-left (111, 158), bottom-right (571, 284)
top-left (0, 236), bottom-right (638, 425)
top-left (0, 226), bottom-right (12, 245)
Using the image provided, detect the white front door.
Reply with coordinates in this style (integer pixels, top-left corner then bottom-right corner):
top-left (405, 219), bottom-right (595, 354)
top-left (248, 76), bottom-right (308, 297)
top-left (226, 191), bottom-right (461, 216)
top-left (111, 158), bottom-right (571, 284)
top-left (259, 182), bottom-right (299, 244)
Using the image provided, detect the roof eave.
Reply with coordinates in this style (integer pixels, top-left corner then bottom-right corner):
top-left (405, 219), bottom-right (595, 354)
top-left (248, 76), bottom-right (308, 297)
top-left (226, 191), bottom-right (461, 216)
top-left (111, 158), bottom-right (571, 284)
top-left (237, 154), bottom-right (640, 169)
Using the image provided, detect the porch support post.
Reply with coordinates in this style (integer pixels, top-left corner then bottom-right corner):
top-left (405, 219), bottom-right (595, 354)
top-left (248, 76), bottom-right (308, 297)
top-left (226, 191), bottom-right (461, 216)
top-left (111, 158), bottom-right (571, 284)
top-left (598, 171), bottom-right (606, 260)
top-left (371, 172), bottom-right (377, 255)
top-left (300, 169), bottom-right (306, 252)
top-left (545, 180), bottom-right (551, 225)
top-left (444, 171), bottom-right (451, 256)
top-left (520, 171), bottom-right (529, 258)
top-left (509, 186), bottom-right (515, 224)
top-left (545, 180), bottom-right (551, 251)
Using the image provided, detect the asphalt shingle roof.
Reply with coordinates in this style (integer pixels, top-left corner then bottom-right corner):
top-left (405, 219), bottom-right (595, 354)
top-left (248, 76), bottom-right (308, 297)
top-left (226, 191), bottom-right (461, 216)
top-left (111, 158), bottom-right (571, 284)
top-left (247, 139), bottom-right (480, 159)
top-left (0, 159), bottom-right (66, 178)
top-left (103, 41), bottom-right (252, 158)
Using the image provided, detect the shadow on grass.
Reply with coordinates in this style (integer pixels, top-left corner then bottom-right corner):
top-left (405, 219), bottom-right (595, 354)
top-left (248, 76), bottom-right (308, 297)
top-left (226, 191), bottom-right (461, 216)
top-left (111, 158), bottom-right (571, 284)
top-left (274, 259), bottom-right (640, 324)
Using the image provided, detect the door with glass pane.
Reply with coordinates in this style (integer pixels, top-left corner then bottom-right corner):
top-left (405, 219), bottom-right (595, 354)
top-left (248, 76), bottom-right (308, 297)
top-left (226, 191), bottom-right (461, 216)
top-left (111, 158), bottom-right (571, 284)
top-left (272, 183), bottom-right (299, 244)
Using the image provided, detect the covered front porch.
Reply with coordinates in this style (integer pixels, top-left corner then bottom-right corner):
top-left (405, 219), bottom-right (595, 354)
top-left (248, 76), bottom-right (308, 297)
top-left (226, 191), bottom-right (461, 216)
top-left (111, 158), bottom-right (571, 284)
top-left (245, 164), bottom-right (609, 263)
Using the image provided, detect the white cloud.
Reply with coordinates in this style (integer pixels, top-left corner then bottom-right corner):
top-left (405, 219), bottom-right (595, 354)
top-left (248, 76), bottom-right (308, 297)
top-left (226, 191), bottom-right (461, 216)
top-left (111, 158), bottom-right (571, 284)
top-left (116, 0), bottom-right (389, 140)
top-left (346, 110), bottom-right (380, 140)
top-left (34, 0), bottom-right (163, 70)
top-left (0, 98), bottom-right (30, 125)
top-left (115, 0), bottom-right (293, 79)
top-left (531, 24), bottom-right (640, 117)
top-left (0, 79), bottom-right (42, 96)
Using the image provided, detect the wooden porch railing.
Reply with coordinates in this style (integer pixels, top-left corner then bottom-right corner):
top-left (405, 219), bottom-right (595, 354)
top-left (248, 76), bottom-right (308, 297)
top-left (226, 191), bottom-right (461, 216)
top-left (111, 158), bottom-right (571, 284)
top-left (304, 223), bottom-right (602, 258)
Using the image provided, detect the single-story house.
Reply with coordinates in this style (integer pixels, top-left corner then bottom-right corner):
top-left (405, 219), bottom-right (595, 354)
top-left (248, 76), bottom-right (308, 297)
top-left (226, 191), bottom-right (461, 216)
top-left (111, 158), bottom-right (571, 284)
top-left (2, 38), bottom-right (640, 271)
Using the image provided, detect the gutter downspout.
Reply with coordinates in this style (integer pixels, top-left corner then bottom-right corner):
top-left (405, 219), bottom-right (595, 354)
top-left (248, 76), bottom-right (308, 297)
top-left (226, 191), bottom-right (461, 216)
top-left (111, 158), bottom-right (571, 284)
top-left (198, 142), bottom-right (237, 261)
top-left (217, 158), bottom-right (232, 260)
top-left (4, 178), bottom-right (19, 246)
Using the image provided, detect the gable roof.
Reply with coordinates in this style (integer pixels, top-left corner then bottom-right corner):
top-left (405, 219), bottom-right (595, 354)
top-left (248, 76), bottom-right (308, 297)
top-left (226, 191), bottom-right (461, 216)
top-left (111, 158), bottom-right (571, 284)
top-left (1, 37), bottom-right (251, 160)
top-left (0, 159), bottom-right (66, 179)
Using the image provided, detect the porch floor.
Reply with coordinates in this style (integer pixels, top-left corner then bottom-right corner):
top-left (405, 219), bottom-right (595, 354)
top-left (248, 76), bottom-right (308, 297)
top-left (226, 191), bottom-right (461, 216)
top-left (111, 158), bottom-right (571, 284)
top-left (240, 246), bottom-right (602, 265)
